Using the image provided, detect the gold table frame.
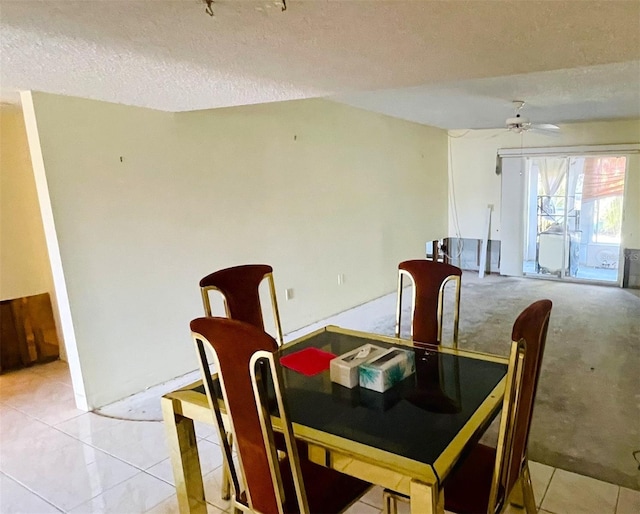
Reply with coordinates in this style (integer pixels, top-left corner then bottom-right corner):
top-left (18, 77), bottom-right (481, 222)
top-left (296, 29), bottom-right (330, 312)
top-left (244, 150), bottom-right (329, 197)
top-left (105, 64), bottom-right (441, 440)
top-left (162, 326), bottom-right (507, 514)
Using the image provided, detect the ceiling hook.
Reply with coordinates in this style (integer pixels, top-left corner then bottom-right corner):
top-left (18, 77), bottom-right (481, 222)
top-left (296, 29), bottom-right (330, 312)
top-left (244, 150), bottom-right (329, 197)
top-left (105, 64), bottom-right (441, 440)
top-left (204, 0), bottom-right (214, 17)
top-left (282, 0), bottom-right (287, 11)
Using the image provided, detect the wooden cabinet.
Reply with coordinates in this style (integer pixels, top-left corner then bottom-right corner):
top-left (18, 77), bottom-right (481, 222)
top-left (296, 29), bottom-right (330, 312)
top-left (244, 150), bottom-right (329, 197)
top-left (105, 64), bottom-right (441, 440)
top-left (0, 293), bottom-right (59, 373)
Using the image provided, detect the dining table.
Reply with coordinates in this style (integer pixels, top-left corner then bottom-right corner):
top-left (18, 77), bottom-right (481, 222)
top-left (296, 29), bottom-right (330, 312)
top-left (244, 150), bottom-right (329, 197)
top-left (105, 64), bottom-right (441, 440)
top-left (161, 325), bottom-right (508, 514)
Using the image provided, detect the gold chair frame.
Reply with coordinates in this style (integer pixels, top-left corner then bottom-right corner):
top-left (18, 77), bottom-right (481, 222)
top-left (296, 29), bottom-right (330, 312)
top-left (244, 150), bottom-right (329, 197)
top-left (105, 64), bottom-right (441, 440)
top-left (487, 338), bottom-right (532, 514)
top-left (200, 268), bottom-right (283, 502)
top-left (250, 349), bottom-right (310, 514)
top-left (194, 330), bottom-right (315, 514)
top-left (200, 271), bottom-right (284, 346)
top-left (193, 333), bottom-right (247, 513)
top-left (394, 270), bottom-right (461, 347)
top-left (383, 338), bottom-right (536, 514)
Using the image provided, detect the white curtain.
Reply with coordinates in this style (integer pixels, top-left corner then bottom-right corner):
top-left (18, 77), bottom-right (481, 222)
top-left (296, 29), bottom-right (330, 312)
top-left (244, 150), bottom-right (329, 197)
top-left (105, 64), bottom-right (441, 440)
top-left (538, 157), bottom-right (568, 198)
top-left (535, 157), bottom-right (569, 231)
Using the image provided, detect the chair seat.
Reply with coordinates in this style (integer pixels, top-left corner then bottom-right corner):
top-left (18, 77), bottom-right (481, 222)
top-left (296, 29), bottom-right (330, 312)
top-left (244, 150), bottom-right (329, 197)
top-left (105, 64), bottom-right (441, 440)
top-left (282, 457), bottom-right (371, 514)
top-left (444, 443), bottom-right (496, 514)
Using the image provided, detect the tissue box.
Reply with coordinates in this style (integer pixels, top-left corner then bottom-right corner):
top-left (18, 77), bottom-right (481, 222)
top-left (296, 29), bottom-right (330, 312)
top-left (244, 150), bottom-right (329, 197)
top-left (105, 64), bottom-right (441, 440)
top-left (330, 344), bottom-right (388, 388)
top-left (358, 347), bottom-right (416, 393)
top-left (359, 374), bottom-right (416, 411)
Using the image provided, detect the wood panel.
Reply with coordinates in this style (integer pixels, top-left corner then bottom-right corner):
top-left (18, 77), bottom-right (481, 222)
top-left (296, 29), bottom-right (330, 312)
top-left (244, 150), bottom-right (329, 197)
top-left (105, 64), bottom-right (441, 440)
top-left (0, 292), bottom-right (59, 373)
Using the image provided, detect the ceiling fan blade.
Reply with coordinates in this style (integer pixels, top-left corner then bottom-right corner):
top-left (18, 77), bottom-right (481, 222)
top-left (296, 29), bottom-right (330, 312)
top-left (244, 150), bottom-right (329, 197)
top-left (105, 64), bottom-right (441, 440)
top-left (531, 123), bottom-right (560, 131)
top-left (529, 123), bottom-right (561, 136)
top-left (504, 102), bottom-right (560, 135)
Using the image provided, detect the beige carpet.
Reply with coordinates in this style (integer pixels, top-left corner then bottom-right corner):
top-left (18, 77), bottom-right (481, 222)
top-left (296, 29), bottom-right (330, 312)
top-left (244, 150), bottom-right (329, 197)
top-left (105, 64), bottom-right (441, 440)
top-left (336, 272), bottom-right (640, 491)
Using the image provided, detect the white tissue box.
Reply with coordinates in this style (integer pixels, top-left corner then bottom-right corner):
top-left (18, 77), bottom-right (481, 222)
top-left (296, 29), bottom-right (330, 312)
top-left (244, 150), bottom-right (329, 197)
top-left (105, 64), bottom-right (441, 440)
top-left (358, 347), bottom-right (416, 393)
top-left (330, 344), bottom-right (388, 388)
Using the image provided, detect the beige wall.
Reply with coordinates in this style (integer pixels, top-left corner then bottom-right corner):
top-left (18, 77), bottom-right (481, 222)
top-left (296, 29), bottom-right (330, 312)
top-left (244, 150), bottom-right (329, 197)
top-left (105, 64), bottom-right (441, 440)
top-left (448, 119), bottom-right (640, 247)
top-left (27, 93), bottom-right (448, 408)
top-left (0, 107), bottom-right (54, 302)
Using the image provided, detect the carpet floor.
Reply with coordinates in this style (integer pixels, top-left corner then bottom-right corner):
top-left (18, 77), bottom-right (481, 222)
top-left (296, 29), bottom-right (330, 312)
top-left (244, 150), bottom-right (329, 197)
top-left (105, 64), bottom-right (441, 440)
top-left (317, 272), bottom-right (640, 491)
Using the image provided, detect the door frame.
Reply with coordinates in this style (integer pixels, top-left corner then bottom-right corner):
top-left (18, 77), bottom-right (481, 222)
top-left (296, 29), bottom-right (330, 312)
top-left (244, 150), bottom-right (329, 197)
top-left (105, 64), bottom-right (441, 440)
top-left (499, 144), bottom-right (640, 286)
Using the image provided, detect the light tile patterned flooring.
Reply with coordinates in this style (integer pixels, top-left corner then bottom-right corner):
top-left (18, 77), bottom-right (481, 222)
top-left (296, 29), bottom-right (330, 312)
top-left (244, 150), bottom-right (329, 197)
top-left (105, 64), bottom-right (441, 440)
top-left (1, 360), bottom-right (638, 513)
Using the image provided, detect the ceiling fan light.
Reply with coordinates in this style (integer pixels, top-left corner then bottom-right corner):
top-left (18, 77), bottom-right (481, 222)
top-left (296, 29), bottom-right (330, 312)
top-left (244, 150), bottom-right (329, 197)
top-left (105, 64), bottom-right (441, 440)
top-left (506, 116), bottom-right (530, 126)
top-left (504, 101), bottom-right (561, 135)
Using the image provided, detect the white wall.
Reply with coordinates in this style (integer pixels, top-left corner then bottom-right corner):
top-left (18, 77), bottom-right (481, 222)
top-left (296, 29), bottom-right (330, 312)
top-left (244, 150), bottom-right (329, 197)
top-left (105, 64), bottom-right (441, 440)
top-left (26, 93), bottom-right (448, 408)
top-left (0, 106), bottom-right (54, 302)
top-left (448, 120), bottom-right (640, 249)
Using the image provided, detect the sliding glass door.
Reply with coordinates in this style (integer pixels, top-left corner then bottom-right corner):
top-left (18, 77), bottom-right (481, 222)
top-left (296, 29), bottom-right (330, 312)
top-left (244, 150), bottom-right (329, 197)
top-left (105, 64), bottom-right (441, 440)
top-left (523, 155), bottom-right (626, 282)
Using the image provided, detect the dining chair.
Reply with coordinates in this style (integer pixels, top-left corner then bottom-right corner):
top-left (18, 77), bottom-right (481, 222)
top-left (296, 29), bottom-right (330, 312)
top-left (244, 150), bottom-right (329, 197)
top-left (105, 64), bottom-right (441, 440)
top-left (191, 317), bottom-right (371, 514)
top-left (395, 259), bottom-right (462, 346)
top-left (200, 264), bottom-right (283, 345)
top-left (199, 264), bottom-right (284, 500)
top-left (383, 299), bottom-right (552, 514)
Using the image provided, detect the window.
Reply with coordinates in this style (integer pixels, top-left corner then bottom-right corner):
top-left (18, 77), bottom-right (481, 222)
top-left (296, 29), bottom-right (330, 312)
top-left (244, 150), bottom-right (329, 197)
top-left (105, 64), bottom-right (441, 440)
top-left (580, 156), bottom-right (626, 244)
top-left (592, 195), bottom-right (623, 244)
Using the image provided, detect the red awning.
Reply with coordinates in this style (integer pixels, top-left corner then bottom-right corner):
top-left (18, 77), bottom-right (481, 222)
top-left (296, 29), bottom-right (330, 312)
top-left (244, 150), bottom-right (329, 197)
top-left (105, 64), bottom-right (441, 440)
top-left (581, 157), bottom-right (626, 201)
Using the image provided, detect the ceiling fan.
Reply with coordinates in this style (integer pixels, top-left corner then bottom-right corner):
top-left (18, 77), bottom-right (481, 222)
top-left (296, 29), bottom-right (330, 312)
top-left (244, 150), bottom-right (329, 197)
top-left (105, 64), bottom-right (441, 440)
top-left (505, 101), bottom-right (560, 135)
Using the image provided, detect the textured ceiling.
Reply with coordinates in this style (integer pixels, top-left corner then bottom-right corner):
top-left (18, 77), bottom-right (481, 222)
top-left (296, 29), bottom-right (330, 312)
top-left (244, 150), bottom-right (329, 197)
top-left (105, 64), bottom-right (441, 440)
top-left (1, 0), bottom-right (639, 126)
top-left (332, 61), bottom-right (640, 129)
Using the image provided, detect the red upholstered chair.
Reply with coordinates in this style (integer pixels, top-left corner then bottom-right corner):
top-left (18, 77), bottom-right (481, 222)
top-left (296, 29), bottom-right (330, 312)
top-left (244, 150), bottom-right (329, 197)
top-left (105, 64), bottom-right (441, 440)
top-left (200, 264), bottom-right (285, 500)
top-left (191, 317), bottom-right (371, 514)
top-left (384, 299), bottom-right (552, 514)
top-left (395, 260), bottom-right (462, 346)
top-left (200, 264), bottom-right (283, 345)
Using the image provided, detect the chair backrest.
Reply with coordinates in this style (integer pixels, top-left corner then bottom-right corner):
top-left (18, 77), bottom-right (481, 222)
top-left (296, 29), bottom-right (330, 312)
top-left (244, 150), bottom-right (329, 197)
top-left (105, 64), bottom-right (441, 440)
top-left (191, 317), bottom-right (306, 514)
top-left (199, 264), bottom-right (283, 345)
top-left (488, 299), bottom-right (552, 513)
top-left (395, 259), bottom-right (462, 346)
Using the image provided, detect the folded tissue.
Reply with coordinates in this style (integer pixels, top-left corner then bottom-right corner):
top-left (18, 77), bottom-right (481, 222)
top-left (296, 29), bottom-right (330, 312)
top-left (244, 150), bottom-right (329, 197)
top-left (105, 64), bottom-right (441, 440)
top-left (330, 344), bottom-right (388, 388)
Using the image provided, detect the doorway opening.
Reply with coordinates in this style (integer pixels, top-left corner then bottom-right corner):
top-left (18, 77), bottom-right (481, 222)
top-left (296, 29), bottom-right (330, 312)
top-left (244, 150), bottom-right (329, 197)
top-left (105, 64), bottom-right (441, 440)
top-left (522, 155), bottom-right (626, 283)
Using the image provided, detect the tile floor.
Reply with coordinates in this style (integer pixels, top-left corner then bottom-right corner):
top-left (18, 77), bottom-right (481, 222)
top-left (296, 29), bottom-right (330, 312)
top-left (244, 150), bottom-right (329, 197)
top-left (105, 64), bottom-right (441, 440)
top-left (1, 360), bottom-right (638, 514)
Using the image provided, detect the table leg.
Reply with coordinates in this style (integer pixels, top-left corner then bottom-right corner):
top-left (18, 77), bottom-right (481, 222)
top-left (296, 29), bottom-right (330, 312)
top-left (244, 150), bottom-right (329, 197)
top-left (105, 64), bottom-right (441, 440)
top-left (409, 480), bottom-right (444, 514)
top-left (161, 396), bottom-right (207, 514)
top-left (521, 463), bottom-right (537, 514)
top-left (509, 476), bottom-right (525, 508)
top-left (410, 479), bottom-right (444, 514)
top-left (220, 431), bottom-right (232, 500)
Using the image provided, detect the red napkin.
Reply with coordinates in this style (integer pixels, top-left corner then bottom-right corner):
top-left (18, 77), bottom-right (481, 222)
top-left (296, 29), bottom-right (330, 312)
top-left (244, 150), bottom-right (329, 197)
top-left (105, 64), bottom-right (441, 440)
top-left (280, 347), bottom-right (337, 377)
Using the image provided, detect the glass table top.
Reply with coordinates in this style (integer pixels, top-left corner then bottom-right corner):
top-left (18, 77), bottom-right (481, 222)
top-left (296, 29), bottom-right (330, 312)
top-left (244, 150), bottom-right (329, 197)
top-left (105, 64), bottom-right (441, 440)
top-left (278, 330), bottom-right (507, 468)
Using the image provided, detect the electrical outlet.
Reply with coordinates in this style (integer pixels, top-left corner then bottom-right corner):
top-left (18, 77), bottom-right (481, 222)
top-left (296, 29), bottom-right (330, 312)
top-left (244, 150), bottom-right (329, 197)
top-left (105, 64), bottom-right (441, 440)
top-left (337, 274), bottom-right (345, 285)
top-left (285, 288), bottom-right (294, 301)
